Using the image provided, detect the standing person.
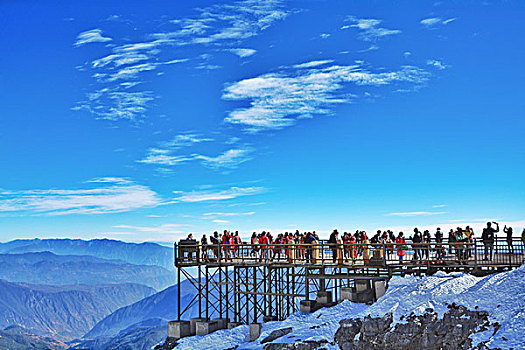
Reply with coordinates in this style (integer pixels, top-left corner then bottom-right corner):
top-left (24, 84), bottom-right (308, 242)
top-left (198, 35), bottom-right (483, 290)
top-left (448, 229), bottom-right (455, 254)
top-left (286, 233), bottom-right (295, 263)
top-left (210, 231), bottom-right (219, 259)
top-left (343, 233), bottom-right (350, 261)
top-left (250, 232), bottom-right (259, 258)
top-left (260, 232), bottom-right (269, 262)
top-left (504, 225), bottom-right (513, 254)
top-left (328, 229), bottom-right (339, 263)
top-left (422, 230), bottom-right (431, 260)
top-left (303, 231), bottom-right (316, 263)
top-left (455, 228), bottom-right (466, 263)
top-left (222, 230), bottom-right (231, 261)
top-left (465, 226), bottom-right (474, 258)
top-left (435, 228), bottom-right (444, 260)
top-left (411, 228), bottom-right (422, 261)
top-left (348, 233), bottom-right (358, 264)
top-left (274, 234), bottom-right (284, 260)
top-left (201, 234), bottom-right (208, 262)
top-left (482, 222), bottom-right (499, 260)
top-left (396, 232), bottom-right (406, 264)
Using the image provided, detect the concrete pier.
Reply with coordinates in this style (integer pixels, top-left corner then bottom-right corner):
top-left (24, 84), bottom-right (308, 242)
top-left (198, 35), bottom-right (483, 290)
top-left (196, 320), bottom-right (219, 335)
top-left (189, 318), bottom-right (206, 335)
top-left (249, 323), bottom-right (262, 341)
top-left (168, 321), bottom-right (191, 339)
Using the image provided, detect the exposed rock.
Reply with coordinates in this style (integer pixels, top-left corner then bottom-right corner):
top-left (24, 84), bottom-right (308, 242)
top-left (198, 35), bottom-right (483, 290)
top-left (335, 304), bottom-right (496, 350)
top-left (263, 340), bottom-right (328, 350)
top-left (261, 327), bottom-right (293, 344)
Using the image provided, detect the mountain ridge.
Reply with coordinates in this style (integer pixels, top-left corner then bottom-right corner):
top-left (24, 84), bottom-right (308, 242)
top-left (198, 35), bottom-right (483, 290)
top-left (0, 238), bottom-right (174, 270)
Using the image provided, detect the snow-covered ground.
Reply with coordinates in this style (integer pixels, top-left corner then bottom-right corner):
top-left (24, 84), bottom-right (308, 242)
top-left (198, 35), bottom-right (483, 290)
top-left (174, 265), bottom-right (525, 350)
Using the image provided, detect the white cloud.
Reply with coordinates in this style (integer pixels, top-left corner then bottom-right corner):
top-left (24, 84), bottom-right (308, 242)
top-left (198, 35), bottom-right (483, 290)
top-left (320, 33), bottom-right (331, 39)
top-left (203, 212), bottom-right (255, 216)
top-left (386, 211), bottom-right (447, 217)
top-left (229, 48), bottom-right (257, 57)
top-left (173, 186), bottom-right (265, 202)
top-left (433, 204), bottom-right (447, 208)
top-left (137, 150), bottom-right (193, 166)
top-left (212, 219), bottom-right (229, 224)
top-left (420, 17), bottom-right (456, 27)
top-left (0, 178), bottom-right (163, 215)
top-left (161, 134), bottom-right (214, 149)
top-left (74, 0), bottom-right (289, 122)
top-left (426, 59), bottom-right (449, 70)
top-left (345, 16), bottom-right (401, 42)
top-left (74, 29), bottom-right (112, 47)
top-left (112, 224), bottom-right (185, 234)
top-left (293, 60), bottom-right (334, 69)
top-left (223, 62), bottom-right (430, 131)
top-left (195, 148), bottom-right (253, 169)
top-left (72, 90), bottom-right (155, 121)
top-left (138, 146), bottom-right (253, 170)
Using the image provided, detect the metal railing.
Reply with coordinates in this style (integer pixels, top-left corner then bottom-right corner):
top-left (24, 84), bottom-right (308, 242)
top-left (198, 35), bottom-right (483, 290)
top-left (174, 238), bottom-right (525, 269)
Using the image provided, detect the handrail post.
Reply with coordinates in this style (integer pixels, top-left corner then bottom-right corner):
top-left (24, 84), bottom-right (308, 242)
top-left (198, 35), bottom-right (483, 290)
top-left (383, 243), bottom-right (387, 266)
top-left (474, 239), bottom-right (478, 271)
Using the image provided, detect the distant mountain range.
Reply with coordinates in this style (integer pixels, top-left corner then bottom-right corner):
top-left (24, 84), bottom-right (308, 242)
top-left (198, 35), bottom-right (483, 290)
top-left (0, 325), bottom-right (68, 350)
top-left (0, 279), bottom-right (155, 341)
top-left (84, 278), bottom-right (202, 339)
top-left (0, 251), bottom-right (174, 290)
top-left (0, 238), bottom-right (174, 270)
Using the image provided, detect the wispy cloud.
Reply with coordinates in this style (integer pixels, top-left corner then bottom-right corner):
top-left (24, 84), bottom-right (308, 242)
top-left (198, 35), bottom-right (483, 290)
top-left (72, 90), bottom-right (155, 121)
top-left (344, 17), bottom-right (401, 42)
top-left (112, 224), bottom-right (185, 234)
top-left (137, 149), bottom-right (193, 166)
top-left (73, 0), bottom-right (289, 122)
top-left (173, 186), bottom-right (265, 202)
top-left (386, 211), bottom-right (446, 217)
top-left (433, 204), bottom-right (447, 208)
top-left (195, 148), bottom-right (253, 169)
top-left (292, 60), bottom-right (334, 69)
top-left (420, 17), bottom-right (456, 28)
top-left (203, 212), bottom-right (255, 216)
top-left (223, 61), bottom-right (430, 132)
top-left (74, 29), bottom-right (112, 47)
top-left (0, 178), bottom-right (163, 215)
top-left (426, 59), bottom-right (449, 70)
top-left (161, 133), bottom-right (214, 149)
top-left (229, 48), bottom-right (257, 57)
top-left (138, 145), bottom-right (253, 170)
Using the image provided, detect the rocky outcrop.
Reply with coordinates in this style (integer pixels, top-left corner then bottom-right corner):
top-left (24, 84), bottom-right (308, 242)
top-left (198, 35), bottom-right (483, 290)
top-left (335, 303), bottom-right (496, 350)
top-left (263, 339), bottom-right (328, 350)
top-left (261, 327), bottom-right (293, 344)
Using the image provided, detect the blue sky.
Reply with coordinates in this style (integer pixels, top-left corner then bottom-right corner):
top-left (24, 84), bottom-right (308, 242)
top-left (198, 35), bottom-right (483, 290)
top-left (0, 0), bottom-right (524, 242)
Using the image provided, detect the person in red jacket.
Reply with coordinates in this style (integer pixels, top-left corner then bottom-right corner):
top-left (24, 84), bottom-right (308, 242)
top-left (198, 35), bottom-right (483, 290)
top-left (259, 232), bottom-right (269, 261)
top-left (396, 232), bottom-right (406, 264)
top-left (222, 230), bottom-right (230, 261)
top-left (349, 233), bottom-right (358, 263)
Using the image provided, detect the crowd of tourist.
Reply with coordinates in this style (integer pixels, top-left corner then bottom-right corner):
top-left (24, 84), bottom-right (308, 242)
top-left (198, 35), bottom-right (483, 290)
top-left (182, 223), bottom-right (525, 264)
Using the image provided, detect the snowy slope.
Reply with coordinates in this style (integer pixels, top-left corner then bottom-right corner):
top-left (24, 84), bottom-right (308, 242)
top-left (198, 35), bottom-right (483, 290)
top-left (174, 265), bottom-right (525, 350)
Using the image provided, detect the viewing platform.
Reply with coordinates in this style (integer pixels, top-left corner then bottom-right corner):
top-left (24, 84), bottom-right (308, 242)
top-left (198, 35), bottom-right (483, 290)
top-left (170, 238), bottom-right (524, 340)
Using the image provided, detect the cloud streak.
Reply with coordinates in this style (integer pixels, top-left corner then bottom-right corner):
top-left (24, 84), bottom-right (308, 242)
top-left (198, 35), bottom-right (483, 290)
top-left (173, 186), bottom-right (265, 202)
top-left (344, 17), bottom-right (401, 42)
top-left (0, 178), bottom-right (163, 215)
top-left (420, 17), bottom-right (456, 28)
top-left (73, 0), bottom-right (289, 122)
top-left (75, 29), bottom-right (112, 47)
top-left (138, 144), bottom-right (253, 170)
top-left (386, 211), bottom-right (447, 217)
top-left (223, 61), bottom-right (430, 132)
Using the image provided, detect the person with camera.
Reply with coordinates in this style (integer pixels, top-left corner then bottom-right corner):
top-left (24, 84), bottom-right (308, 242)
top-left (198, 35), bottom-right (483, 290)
top-left (482, 221), bottom-right (499, 260)
top-left (504, 225), bottom-right (514, 254)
